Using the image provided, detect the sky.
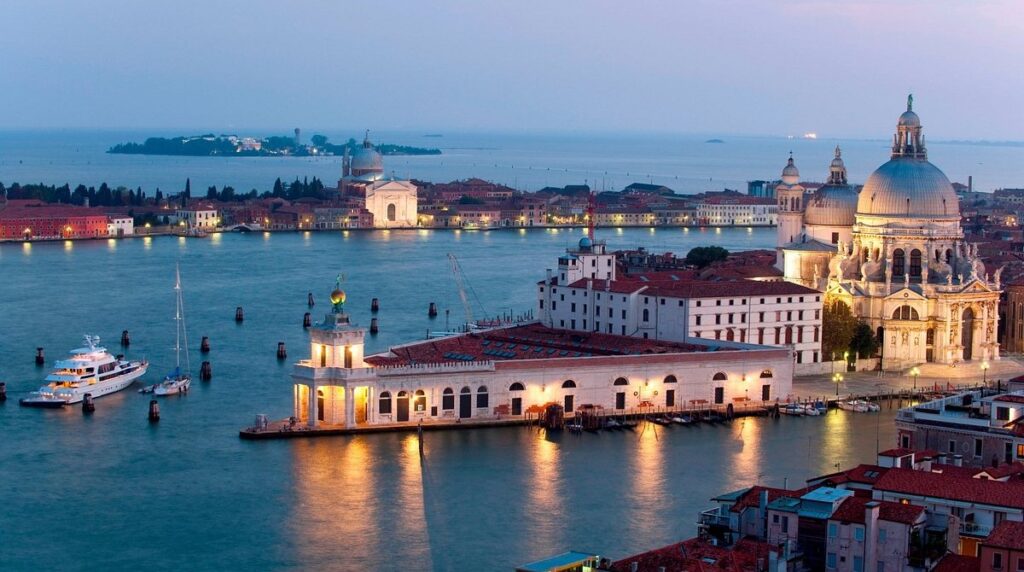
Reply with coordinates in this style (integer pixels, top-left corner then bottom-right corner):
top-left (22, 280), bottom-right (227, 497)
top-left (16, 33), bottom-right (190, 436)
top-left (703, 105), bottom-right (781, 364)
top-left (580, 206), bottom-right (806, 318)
top-left (1, 0), bottom-right (1022, 139)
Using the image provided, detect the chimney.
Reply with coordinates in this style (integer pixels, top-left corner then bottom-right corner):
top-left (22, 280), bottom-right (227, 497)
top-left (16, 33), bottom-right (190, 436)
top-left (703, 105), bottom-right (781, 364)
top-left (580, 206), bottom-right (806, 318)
top-left (968, 175), bottom-right (973, 193)
top-left (864, 501), bottom-right (880, 572)
top-left (759, 489), bottom-right (770, 538)
top-left (630, 562), bottom-right (638, 572)
top-left (953, 454), bottom-right (963, 467)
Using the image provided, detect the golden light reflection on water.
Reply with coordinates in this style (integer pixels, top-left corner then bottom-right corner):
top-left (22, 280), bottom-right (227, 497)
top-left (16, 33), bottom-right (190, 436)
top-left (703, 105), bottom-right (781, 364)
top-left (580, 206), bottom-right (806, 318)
top-left (107, 238), bottom-right (117, 251)
top-left (143, 236), bottom-right (152, 249)
top-left (396, 434), bottom-right (432, 563)
top-left (629, 423), bottom-right (665, 540)
top-left (290, 437), bottom-right (383, 567)
top-left (728, 416), bottom-right (763, 485)
top-left (64, 240), bottom-right (73, 252)
top-left (821, 410), bottom-right (852, 472)
top-left (525, 434), bottom-right (562, 543)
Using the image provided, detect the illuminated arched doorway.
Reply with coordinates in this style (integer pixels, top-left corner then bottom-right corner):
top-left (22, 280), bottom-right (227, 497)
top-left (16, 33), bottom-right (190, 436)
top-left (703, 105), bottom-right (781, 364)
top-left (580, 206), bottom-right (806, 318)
top-left (962, 308), bottom-right (975, 361)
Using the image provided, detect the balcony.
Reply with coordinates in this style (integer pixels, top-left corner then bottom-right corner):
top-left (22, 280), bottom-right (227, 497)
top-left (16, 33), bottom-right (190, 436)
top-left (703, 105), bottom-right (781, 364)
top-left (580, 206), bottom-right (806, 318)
top-left (698, 507), bottom-right (731, 529)
top-left (960, 521), bottom-right (993, 537)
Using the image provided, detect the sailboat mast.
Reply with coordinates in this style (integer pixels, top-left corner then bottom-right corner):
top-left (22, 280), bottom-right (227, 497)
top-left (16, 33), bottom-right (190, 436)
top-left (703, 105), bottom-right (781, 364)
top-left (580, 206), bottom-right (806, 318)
top-left (175, 264), bottom-right (191, 373)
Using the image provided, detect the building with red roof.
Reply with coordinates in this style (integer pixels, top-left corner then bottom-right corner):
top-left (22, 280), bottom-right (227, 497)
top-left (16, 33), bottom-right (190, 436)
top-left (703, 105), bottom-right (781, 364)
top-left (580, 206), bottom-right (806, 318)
top-left (287, 289), bottom-right (794, 431)
top-left (978, 521), bottom-right (1024, 572)
top-left (538, 238), bottom-right (823, 372)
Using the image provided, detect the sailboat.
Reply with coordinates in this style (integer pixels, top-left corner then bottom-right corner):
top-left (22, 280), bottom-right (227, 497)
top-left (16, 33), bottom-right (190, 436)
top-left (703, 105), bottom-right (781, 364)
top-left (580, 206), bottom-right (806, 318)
top-left (141, 265), bottom-right (192, 396)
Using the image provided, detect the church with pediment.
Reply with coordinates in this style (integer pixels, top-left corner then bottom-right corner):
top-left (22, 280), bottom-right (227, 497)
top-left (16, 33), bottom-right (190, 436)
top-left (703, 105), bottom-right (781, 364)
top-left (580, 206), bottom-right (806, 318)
top-left (777, 97), bottom-right (1002, 370)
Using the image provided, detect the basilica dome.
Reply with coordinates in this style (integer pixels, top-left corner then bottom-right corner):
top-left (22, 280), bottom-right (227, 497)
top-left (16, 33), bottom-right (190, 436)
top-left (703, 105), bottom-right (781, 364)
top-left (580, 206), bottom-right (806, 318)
top-left (805, 185), bottom-right (859, 226)
top-left (857, 158), bottom-right (958, 219)
top-left (855, 97), bottom-right (959, 220)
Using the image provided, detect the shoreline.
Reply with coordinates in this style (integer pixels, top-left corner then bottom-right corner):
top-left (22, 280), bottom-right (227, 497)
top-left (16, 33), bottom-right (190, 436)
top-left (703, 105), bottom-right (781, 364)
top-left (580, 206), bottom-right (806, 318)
top-left (0, 224), bottom-right (778, 243)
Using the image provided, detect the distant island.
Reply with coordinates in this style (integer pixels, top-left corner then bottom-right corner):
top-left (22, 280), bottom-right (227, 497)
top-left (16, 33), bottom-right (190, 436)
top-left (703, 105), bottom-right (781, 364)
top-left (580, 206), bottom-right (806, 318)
top-left (705, 138), bottom-right (724, 144)
top-left (107, 133), bottom-right (442, 157)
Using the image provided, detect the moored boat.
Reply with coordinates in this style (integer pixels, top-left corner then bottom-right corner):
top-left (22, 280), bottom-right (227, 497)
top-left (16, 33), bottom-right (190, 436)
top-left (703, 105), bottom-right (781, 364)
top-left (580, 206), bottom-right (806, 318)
top-left (20, 336), bottom-right (148, 407)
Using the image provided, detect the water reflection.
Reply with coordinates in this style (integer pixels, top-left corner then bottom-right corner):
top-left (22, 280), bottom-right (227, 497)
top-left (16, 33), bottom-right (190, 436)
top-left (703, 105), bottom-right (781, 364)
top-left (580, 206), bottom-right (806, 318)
top-left (628, 422), bottom-right (665, 545)
top-left (289, 437), bottom-right (383, 568)
top-left (64, 240), bottom-right (73, 252)
top-left (397, 435), bottom-right (432, 564)
top-left (525, 433), bottom-right (563, 546)
top-left (728, 416), bottom-right (763, 484)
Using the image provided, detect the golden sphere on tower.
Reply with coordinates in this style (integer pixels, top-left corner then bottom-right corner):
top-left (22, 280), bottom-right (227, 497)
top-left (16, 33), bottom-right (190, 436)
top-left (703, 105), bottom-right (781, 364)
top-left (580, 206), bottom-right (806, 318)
top-left (330, 289), bottom-right (346, 305)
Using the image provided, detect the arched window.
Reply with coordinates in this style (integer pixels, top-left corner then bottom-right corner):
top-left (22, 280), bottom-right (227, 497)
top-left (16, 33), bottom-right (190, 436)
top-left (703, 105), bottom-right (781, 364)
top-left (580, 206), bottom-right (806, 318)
top-left (910, 249), bottom-right (922, 278)
top-left (785, 325), bottom-right (793, 344)
top-left (760, 370), bottom-right (773, 378)
top-left (613, 377), bottom-right (629, 386)
top-left (726, 329), bottom-right (735, 341)
top-left (387, 203), bottom-right (397, 222)
top-left (713, 372), bottom-right (727, 381)
top-left (934, 249), bottom-right (941, 262)
top-left (317, 389), bottom-right (325, 421)
top-left (460, 386), bottom-right (471, 394)
top-left (509, 382), bottom-right (525, 391)
top-left (642, 308), bottom-right (650, 322)
top-left (379, 391), bottom-right (392, 414)
top-left (476, 386), bottom-right (489, 408)
top-left (892, 305), bottom-right (919, 320)
top-left (945, 249), bottom-right (953, 264)
top-left (561, 380), bottom-right (576, 388)
top-left (664, 375), bottom-right (677, 384)
top-left (893, 248), bottom-right (905, 276)
top-left (413, 389), bottom-right (426, 412)
top-left (442, 387), bottom-right (454, 410)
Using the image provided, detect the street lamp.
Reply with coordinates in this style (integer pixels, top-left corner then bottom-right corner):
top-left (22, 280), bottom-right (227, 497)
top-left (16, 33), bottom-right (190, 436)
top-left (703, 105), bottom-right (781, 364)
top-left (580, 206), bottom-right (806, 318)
top-left (833, 373), bottom-right (844, 397)
top-left (982, 361), bottom-right (990, 385)
top-left (843, 351), bottom-right (850, 372)
top-left (910, 366), bottom-right (920, 391)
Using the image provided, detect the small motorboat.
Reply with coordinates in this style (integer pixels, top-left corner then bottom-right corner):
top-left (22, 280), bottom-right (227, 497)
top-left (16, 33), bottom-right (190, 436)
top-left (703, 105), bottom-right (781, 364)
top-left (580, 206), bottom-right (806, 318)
top-left (803, 404), bottom-right (821, 416)
top-left (605, 418), bottom-right (622, 430)
top-left (838, 400), bottom-right (869, 413)
top-left (620, 420), bottom-right (639, 431)
top-left (813, 400), bottom-right (828, 414)
top-left (780, 403), bottom-right (805, 416)
top-left (670, 414), bottom-right (693, 425)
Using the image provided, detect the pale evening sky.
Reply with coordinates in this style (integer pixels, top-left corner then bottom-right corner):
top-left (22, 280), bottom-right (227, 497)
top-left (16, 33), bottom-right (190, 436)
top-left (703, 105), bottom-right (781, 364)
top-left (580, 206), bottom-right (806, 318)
top-left (1, 0), bottom-right (1021, 139)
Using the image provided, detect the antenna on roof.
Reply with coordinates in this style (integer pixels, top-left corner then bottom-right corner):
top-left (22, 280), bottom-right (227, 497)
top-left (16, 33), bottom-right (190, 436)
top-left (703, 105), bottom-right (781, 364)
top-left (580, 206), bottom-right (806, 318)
top-left (587, 189), bottom-right (596, 241)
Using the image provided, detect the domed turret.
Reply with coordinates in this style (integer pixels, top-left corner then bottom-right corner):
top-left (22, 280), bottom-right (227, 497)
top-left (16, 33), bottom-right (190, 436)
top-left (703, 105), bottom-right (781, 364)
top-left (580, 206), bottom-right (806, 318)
top-left (350, 133), bottom-right (384, 176)
top-left (330, 289), bottom-right (346, 306)
top-left (857, 96), bottom-right (959, 219)
top-left (781, 154), bottom-right (800, 185)
top-left (578, 236), bottom-right (593, 250)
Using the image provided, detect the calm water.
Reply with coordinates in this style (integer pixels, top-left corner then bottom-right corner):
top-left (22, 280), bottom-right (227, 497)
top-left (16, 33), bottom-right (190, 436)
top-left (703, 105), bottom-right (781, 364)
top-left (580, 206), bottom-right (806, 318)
top-left (0, 229), bottom-right (897, 571)
top-left (1, 129), bottom-right (1022, 194)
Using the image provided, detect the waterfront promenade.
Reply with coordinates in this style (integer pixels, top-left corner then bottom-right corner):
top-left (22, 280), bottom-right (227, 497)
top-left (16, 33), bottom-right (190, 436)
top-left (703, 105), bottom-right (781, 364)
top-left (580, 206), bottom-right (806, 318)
top-left (791, 356), bottom-right (1024, 401)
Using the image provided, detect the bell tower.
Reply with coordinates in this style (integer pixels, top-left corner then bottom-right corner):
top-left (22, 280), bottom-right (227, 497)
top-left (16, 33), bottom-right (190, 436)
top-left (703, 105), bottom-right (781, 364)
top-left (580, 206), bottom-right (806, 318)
top-left (775, 153), bottom-right (806, 267)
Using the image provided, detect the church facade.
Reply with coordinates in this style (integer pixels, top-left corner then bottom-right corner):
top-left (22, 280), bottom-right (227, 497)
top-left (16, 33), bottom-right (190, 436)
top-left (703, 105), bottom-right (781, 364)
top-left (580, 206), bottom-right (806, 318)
top-left (776, 97), bottom-right (1002, 371)
top-left (337, 133), bottom-right (418, 228)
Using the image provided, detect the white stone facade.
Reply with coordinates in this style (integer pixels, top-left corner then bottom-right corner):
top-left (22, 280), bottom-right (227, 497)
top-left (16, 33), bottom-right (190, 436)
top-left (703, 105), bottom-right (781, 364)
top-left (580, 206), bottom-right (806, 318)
top-left (365, 180), bottom-right (418, 228)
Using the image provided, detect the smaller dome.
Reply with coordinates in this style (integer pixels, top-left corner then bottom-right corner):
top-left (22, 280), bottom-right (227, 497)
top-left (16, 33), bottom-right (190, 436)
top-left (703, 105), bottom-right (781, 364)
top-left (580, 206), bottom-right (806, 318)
top-left (330, 289), bottom-right (346, 305)
top-left (898, 110), bottom-right (921, 127)
top-left (578, 236), bottom-right (593, 249)
top-left (805, 185), bottom-right (858, 227)
top-left (350, 147), bottom-right (383, 173)
top-left (781, 155), bottom-right (799, 185)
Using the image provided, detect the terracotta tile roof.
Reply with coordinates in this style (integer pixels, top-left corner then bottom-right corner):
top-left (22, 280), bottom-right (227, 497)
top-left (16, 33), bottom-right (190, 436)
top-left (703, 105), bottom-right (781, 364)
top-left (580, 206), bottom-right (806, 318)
top-left (879, 447), bottom-right (916, 457)
top-left (365, 323), bottom-right (711, 367)
top-left (610, 537), bottom-right (773, 572)
top-left (728, 486), bottom-right (799, 514)
top-left (932, 554), bottom-right (980, 572)
top-left (874, 468), bottom-right (1024, 509)
top-left (983, 520), bottom-right (1024, 550)
top-left (829, 497), bottom-right (925, 526)
top-left (993, 395), bottom-right (1024, 404)
top-left (975, 462), bottom-right (1024, 479)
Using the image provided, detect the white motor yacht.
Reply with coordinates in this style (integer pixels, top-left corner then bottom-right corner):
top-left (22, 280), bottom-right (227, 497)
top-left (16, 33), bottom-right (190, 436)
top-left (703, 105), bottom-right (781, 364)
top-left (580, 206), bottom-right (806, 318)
top-left (20, 336), bottom-right (148, 408)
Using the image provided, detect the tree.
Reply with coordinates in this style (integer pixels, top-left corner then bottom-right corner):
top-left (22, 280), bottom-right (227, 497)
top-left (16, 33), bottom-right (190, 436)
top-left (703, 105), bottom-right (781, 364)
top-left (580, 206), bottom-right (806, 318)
top-left (821, 296), bottom-right (857, 359)
top-left (458, 195), bottom-right (484, 205)
top-left (685, 246), bottom-right (729, 269)
top-left (311, 134), bottom-right (329, 147)
top-left (272, 177), bottom-right (285, 198)
top-left (207, 186), bottom-right (218, 200)
top-left (850, 323), bottom-right (880, 359)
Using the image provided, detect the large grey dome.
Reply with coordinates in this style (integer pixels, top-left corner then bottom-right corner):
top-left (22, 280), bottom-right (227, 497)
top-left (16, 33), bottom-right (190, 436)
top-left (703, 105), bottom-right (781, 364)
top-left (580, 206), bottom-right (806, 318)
top-left (805, 185), bottom-right (858, 226)
top-left (350, 146), bottom-right (383, 173)
top-left (856, 158), bottom-right (959, 219)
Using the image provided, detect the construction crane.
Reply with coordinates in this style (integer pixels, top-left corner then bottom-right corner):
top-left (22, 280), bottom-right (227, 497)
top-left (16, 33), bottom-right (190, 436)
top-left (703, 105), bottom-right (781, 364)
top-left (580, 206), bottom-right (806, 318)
top-left (448, 253), bottom-right (474, 328)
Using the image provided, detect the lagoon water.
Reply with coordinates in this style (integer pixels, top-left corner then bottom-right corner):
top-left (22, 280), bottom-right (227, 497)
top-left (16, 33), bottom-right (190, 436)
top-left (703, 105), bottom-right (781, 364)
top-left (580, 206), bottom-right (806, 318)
top-left (0, 228), bottom-right (899, 571)
top-left (1, 129), bottom-right (1022, 195)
